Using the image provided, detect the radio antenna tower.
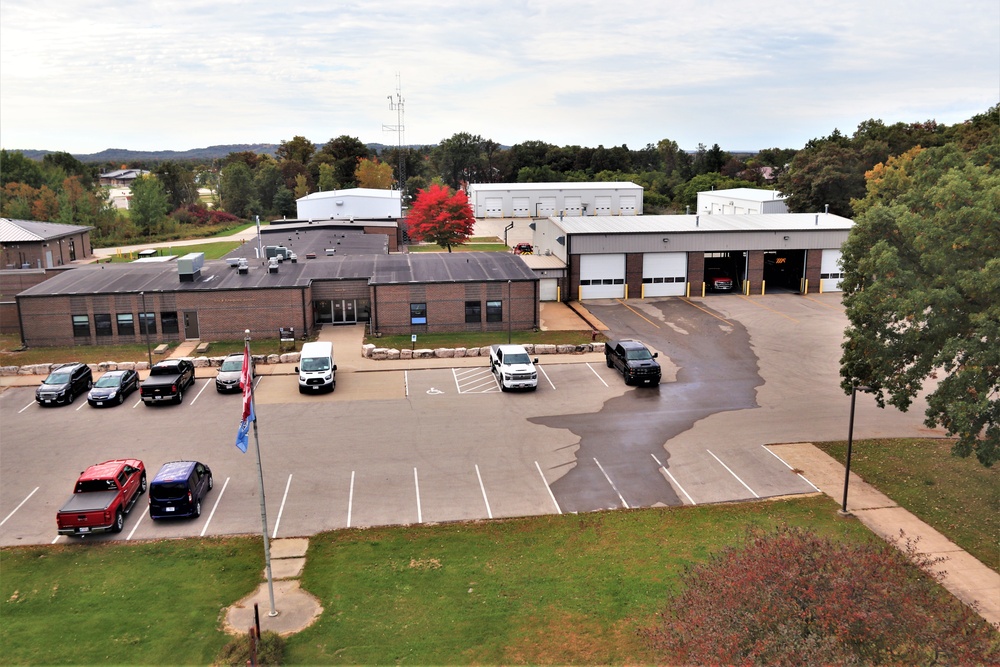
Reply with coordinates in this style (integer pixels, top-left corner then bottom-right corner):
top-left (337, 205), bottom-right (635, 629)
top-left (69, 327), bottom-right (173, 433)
top-left (383, 74), bottom-right (405, 191)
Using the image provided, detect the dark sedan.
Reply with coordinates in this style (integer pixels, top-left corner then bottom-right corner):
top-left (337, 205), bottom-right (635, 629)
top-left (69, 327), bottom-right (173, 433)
top-left (88, 369), bottom-right (140, 407)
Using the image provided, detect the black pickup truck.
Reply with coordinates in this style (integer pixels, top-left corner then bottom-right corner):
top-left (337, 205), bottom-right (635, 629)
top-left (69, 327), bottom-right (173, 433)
top-left (140, 359), bottom-right (195, 405)
top-left (605, 339), bottom-right (661, 386)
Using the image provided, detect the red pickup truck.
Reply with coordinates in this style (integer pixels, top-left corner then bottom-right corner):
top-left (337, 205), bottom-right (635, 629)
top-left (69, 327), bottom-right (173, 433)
top-left (56, 459), bottom-right (146, 536)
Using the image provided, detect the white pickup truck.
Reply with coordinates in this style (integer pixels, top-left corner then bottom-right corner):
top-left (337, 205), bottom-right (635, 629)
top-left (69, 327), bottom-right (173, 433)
top-left (489, 344), bottom-right (539, 392)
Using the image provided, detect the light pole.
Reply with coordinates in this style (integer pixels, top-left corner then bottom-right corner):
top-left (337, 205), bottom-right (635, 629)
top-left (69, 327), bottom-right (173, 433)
top-left (840, 385), bottom-right (873, 515)
top-left (507, 280), bottom-right (512, 344)
top-left (140, 291), bottom-right (152, 368)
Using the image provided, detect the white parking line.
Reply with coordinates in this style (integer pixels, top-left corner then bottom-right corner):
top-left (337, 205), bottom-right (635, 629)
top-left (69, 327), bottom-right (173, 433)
top-left (651, 454), bottom-right (696, 505)
top-left (1, 487), bottom-right (38, 526)
top-left (538, 365), bottom-right (555, 390)
top-left (706, 449), bottom-right (760, 498)
top-left (132, 396), bottom-right (142, 408)
top-left (126, 505), bottom-right (148, 540)
top-left (586, 363), bottom-right (609, 387)
top-left (272, 474), bottom-right (293, 538)
top-left (201, 476), bottom-right (229, 537)
top-left (414, 467), bottom-right (422, 523)
top-left (347, 470), bottom-right (355, 528)
top-left (761, 445), bottom-right (821, 492)
top-left (535, 461), bottom-right (562, 514)
top-left (475, 464), bottom-right (493, 519)
top-left (18, 400), bottom-right (35, 413)
top-left (189, 379), bottom-right (211, 405)
top-left (453, 368), bottom-right (499, 394)
top-left (593, 457), bottom-right (630, 508)
top-left (404, 371), bottom-right (409, 397)
top-left (75, 398), bottom-right (87, 411)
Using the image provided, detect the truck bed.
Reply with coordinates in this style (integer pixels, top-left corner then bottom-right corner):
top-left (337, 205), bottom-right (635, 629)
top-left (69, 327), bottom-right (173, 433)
top-left (58, 490), bottom-right (118, 514)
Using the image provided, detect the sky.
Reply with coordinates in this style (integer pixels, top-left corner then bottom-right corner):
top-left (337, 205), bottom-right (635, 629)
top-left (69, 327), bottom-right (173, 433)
top-left (1, 0), bottom-right (998, 156)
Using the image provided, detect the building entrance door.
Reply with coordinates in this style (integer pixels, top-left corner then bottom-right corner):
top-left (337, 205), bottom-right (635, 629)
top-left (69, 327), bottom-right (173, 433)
top-left (332, 299), bottom-right (356, 324)
top-left (183, 311), bottom-right (200, 339)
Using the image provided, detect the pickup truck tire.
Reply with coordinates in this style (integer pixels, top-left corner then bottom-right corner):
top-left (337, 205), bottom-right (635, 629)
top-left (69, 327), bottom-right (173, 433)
top-left (606, 356), bottom-right (613, 368)
top-left (175, 388), bottom-right (183, 404)
top-left (112, 509), bottom-right (124, 533)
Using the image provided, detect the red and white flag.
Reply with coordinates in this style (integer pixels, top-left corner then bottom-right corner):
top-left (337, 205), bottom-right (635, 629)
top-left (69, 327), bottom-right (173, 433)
top-left (239, 341), bottom-right (253, 422)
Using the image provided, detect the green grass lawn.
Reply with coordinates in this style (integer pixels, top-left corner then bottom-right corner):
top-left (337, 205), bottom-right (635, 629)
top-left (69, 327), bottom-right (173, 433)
top-left (2, 497), bottom-right (879, 665)
top-left (815, 438), bottom-right (1000, 572)
top-left (0, 333), bottom-right (286, 367)
top-left (100, 240), bottom-right (244, 262)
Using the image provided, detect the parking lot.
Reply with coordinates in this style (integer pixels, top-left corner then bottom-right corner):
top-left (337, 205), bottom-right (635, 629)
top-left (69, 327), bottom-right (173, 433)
top-left (0, 293), bottom-right (942, 547)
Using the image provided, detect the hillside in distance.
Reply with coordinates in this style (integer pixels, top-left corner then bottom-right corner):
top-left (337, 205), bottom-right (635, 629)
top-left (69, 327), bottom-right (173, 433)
top-left (16, 142), bottom-right (409, 163)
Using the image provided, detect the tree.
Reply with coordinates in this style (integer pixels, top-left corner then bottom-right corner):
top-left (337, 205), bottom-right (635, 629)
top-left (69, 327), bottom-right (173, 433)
top-left (129, 174), bottom-right (171, 237)
top-left (276, 135), bottom-right (316, 164)
top-left (219, 161), bottom-right (255, 218)
top-left (405, 184), bottom-right (475, 252)
top-left (431, 132), bottom-right (484, 188)
top-left (0, 150), bottom-right (44, 188)
top-left (644, 527), bottom-right (999, 665)
top-left (311, 135), bottom-right (369, 188)
top-left (840, 141), bottom-right (1000, 466)
top-left (152, 161), bottom-right (198, 211)
top-left (253, 161), bottom-right (285, 213)
top-left (355, 158), bottom-right (393, 189)
top-left (317, 163), bottom-right (337, 192)
top-left (272, 186), bottom-right (296, 218)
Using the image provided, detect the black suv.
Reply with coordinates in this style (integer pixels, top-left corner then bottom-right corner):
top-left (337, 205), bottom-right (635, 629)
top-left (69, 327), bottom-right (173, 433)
top-left (36, 362), bottom-right (93, 406)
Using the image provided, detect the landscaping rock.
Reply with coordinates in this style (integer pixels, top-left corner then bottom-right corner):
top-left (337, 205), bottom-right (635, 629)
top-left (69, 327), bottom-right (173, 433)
top-left (533, 344), bottom-right (557, 355)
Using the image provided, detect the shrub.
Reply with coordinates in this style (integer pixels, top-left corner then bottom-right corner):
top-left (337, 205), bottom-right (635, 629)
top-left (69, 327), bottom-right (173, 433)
top-left (215, 630), bottom-right (285, 666)
top-left (643, 527), bottom-right (999, 665)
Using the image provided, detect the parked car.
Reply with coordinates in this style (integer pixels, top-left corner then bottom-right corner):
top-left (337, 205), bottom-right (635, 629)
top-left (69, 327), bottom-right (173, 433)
top-left (36, 362), bottom-right (93, 406)
top-left (88, 369), bottom-right (139, 407)
top-left (605, 339), bottom-right (661, 386)
top-left (705, 267), bottom-right (734, 292)
top-left (148, 461), bottom-right (213, 519)
top-left (56, 459), bottom-right (146, 535)
top-left (489, 344), bottom-right (539, 391)
top-left (140, 359), bottom-right (195, 405)
top-left (216, 353), bottom-right (252, 393)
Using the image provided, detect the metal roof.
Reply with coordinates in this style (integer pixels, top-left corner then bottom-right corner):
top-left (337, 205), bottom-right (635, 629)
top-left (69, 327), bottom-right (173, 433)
top-left (550, 212), bottom-right (853, 235)
top-left (16, 252), bottom-right (535, 298)
top-left (0, 218), bottom-right (94, 243)
top-left (701, 188), bottom-right (787, 202)
top-left (468, 181), bottom-right (641, 192)
top-left (297, 188), bottom-right (401, 201)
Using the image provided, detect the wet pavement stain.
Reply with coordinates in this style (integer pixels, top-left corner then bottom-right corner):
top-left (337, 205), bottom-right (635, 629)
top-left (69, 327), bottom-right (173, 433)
top-left (534, 300), bottom-right (763, 513)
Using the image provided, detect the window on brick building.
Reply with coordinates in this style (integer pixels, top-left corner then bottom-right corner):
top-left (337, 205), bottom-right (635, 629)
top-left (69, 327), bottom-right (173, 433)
top-left (72, 315), bottom-right (90, 338)
top-left (465, 301), bottom-right (481, 323)
top-left (486, 300), bottom-right (502, 323)
top-left (117, 313), bottom-right (135, 336)
top-left (410, 303), bottom-right (427, 325)
top-left (139, 312), bottom-right (156, 335)
top-left (94, 313), bottom-right (112, 337)
top-left (161, 311), bottom-right (179, 334)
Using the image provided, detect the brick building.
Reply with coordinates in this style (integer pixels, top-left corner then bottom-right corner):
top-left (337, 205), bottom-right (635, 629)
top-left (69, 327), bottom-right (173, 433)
top-left (1, 218), bottom-right (93, 270)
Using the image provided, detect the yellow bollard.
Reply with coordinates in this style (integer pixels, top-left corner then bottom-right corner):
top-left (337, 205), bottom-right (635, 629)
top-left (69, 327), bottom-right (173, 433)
top-left (624, 284), bottom-right (629, 300)
top-left (761, 280), bottom-right (766, 296)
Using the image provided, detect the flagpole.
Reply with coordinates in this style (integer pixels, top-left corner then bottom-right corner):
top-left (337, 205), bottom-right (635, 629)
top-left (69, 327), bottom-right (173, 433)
top-left (246, 330), bottom-right (278, 617)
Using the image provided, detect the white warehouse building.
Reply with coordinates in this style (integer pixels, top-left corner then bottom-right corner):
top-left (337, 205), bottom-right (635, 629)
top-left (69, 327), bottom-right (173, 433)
top-left (467, 182), bottom-right (643, 218)
top-left (296, 188), bottom-right (401, 221)
top-left (696, 187), bottom-right (789, 215)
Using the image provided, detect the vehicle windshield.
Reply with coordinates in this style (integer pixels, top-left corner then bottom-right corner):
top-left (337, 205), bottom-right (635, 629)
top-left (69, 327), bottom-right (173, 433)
top-left (220, 359), bottom-right (243, 372)
top-left (44, 372), bottom-right (70, 384)
top-left (95, 375), bottom-right (121, 388)
top-left (626, 349), bottom-right (653, 361)
top-left (505, 353), bottom-right (531, 365)
top-left (76, 479), bottom-right (118, 493)
top-left (301, 357), bottom-right (330, 372)
top-left (150, 483), bottom-right (187, 500)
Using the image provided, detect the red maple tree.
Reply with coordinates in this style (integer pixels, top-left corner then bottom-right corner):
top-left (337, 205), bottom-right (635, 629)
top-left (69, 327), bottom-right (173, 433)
top-left (405, 184), bottom-right (475, 252)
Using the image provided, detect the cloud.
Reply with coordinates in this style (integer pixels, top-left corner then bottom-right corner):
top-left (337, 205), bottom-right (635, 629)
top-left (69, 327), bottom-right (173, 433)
top-left (1, 0), bottom-right (997, 153)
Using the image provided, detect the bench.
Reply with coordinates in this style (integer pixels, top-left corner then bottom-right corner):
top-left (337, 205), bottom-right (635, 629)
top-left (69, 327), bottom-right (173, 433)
top-left (194, 342), bottom-right (211, 354)
top-left (153, 344), bottom-right (170, 355)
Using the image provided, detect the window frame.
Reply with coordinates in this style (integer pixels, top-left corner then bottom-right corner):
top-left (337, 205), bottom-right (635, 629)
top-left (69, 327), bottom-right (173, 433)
top-left (410, 302), bottom-right (427, 325)
top-left (486, 300), bottom-right (503, 323)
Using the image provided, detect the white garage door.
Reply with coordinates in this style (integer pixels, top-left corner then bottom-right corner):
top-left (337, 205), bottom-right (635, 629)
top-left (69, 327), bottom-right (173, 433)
top-left (579, 254), bottom-right (625, 299)
top-left (820, 249), bottom-right (844, 292)
top-left (642, 252), bottom-right (687, 297)
top-left (594, 196), bottom-right (612, 215)
top-left (539, 278), bottom-right (558, 301)
top-left (564, 196), bottom-right (582, 216)
top-left (536, 197), bottom-right (556, 218)
top-left (484, 197), bottom-right (503, 217)
top-left (512, 197), bottom-right (530, 217)
top-left (620, 195), bottom-right (637, 215)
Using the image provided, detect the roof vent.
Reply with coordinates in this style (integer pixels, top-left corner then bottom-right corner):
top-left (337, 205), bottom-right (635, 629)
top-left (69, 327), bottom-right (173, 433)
top-left (177, 252), bottom-right (204, 282)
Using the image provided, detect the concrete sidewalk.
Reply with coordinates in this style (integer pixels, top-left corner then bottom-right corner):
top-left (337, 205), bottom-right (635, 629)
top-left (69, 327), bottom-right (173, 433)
top-left (767, 443), bottom-right (1000, 628)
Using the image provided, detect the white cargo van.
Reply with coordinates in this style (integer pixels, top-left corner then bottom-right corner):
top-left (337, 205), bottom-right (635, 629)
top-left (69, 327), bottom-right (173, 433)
top-left (296, 341), bottom-right (336, 393)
